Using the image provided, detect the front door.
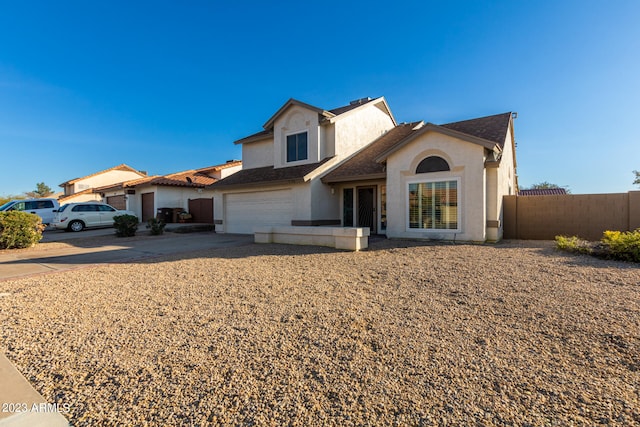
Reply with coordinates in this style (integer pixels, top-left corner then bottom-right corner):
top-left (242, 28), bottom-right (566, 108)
top-left (141, 192), bottom-right (155, 222)
top-left (357, 186), bottom-right (376, 234)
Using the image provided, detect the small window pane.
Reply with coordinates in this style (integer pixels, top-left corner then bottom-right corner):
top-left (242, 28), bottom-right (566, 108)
top-left (286, 132), bottom-right (308, 162)
top-left (343, 188), bottom-right (354, 227)
top-left (408, 180), bottom-right (458, 230)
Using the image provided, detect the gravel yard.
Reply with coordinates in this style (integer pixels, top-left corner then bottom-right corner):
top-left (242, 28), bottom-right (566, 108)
top-left (1, 239), bottom-right (639, 426)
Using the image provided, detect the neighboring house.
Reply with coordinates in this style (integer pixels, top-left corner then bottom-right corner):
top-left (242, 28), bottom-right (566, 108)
top-left (59, 164), bottom-right (148, 204)
top-left (518, 188), bottom-right (567, 196)
top-left (97, 161), bottom-right (241, 222)
top-left (211, 97), bottom-right (518, 242)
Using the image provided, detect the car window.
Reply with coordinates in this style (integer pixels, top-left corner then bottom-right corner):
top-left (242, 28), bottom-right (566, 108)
top-left (72, 204), bottom-right (98, 212)
top-left (98, 205), bottom-right (116, 212)
top-left (11, 202), bottom-right (26, 211)
top-left (58, 204), bottom-right (70, 212)
top-left (0, 202), bottom-right (14, 210)
top-left (25, 201), bottom-right (38, 210)
top-left (37, 200), bottom-right (54, 209)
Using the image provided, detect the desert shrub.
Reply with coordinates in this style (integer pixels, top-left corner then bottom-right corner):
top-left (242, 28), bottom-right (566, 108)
top-left (555, 235), bottom-right (593, 255)
top-left (113, 214), bottom-right (139, 237)
top-left (0, 211), bottom-right (46, 249)
top-left (601, 229), bottom-right (640, 262)
top-left (146, 218), bottom-right (166, 235)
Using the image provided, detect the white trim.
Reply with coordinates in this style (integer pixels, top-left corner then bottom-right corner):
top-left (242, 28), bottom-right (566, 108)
top-left (405, 177), bottom-right (461, 233)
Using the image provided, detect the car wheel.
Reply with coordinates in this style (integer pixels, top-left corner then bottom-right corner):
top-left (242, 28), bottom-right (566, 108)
top-left (69, 220), bottom-right (85, 232)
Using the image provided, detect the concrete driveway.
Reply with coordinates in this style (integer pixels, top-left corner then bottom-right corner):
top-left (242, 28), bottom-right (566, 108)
top-left (0, 230), bottom-right (253, 281)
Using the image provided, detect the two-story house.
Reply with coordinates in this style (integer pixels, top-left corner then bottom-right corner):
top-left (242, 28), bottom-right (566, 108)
top-left (58, 164), bottom-right (148, 204)
top-left (212, 97), bottom-right (518, 242)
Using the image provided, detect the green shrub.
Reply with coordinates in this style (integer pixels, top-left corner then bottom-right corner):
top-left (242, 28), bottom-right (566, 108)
top-left (601, 229), bottom-right (640, 262)
top-left (146, 218), bottom-right (166, 235)
top-left (0, 211), bottom-right (46, 249)
top-left (113, 214), bottom-right (139, 237)
top-left (555, 235), bottom-right (593, 255)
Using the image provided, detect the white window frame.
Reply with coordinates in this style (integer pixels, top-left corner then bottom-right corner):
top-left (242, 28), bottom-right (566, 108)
top-left (285, 130), bottom-right (309, 164)
top-left (406, 177), bottom-right (461, 233)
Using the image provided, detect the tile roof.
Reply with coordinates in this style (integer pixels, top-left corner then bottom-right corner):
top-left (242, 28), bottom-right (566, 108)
top-left (59, 164), bottom-right (146, 186)
top-left (322, 122), bottom-right (424, 183)
top-left (211, 158), bottom-right (333, 189)
top-left (518, 188), bottom-right (567, 196)
top-left (441, 112), bottom-right (512, 148)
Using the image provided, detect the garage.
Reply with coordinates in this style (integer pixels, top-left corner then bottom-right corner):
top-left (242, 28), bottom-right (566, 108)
top-left (106, 195), bottom-right (126, 210)
top-left (224, 189), bottom-right (293, 234)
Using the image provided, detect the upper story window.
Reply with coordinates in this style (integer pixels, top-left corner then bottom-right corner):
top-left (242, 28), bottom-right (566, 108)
top-left (416, 156), bottom-right (450, 173)
top-left (286, 131), bottom-right (308, 162)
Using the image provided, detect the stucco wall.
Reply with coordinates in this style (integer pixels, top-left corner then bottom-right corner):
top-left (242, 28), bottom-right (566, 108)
top-left (242, 139), bottom-right (274, 169)
top-left (273, 106), bottom-right (321, 168)
top-left (73, 170), bottom-right (144, 193)
top-left (334, 104), bottom-right (395, 161)
top-left (385, 132), bottom-right (487, 241)
top-left (486, 125), bottom-right (517, 241)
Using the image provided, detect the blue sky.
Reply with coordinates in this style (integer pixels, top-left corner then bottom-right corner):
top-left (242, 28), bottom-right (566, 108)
top-left (1, 0), bottom-right (639, 196)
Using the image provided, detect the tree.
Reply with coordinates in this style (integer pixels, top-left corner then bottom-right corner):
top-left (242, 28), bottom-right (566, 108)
top-left (25, 182), bottom-right (53, 198)
top-left (634, 170), bottom-right (640, 187)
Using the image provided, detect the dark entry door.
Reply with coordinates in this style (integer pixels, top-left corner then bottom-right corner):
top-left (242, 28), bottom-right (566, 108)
top-left (188, 198), bottom-right (214, 223)
top-left (357, 186), bottom-right (376, 234)
top-left (141, 192), bottom-right (154, 222)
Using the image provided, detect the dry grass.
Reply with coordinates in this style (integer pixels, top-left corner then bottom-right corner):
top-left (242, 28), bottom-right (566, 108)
top-left (1, 239), bottom-right (639, 426)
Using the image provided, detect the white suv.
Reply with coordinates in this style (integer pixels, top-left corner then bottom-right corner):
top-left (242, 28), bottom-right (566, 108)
top-left (0, 198), bottom-right (60, 224)
top-left (52, 202), bottom-right (137, 232)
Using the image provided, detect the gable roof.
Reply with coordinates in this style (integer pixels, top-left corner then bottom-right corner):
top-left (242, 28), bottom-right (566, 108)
top-left (59, 164), bottom-right (146, 186)
top-left (236, 97), bottom-right (396, 145)
top-left (210, 158), bottom-right (333, 190)
top-left (322, 122), bottom-right (424, 183)
top-left (96, 161), bottom-right (243, 191)
top-left (441, 112), bottom-right (513, 148)
top-left (518, 188), bottom-right (567, 196)
top-left (375, 112), bottom-right (513, 163)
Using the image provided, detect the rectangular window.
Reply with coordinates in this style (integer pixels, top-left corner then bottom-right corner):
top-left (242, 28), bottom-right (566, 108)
top-left (343, 188), bottom-right (353, 227)
top-left (408, 180), bottom-right (458, 230)
top-left (286, 132), bottom-right (308, 162)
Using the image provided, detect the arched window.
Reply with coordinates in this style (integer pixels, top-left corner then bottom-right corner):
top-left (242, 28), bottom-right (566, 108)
top-left (416, 156), bottom-right (450, 173)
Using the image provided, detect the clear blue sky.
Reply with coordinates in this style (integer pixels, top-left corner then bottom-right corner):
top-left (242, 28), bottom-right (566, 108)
top-left (1, 0), bottom-right (639, 196)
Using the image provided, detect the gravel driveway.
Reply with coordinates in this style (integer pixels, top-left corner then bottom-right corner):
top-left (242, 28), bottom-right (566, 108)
top-left (0, 239), bottom-right (638, 426)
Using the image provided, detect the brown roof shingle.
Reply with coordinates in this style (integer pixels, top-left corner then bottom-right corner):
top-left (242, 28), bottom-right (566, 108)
top-left (441, 112), bottom-right (512, 148)
top-left (322, 122), bottom-right (423, 183)
top-left (211, 158), bottom-right (333, 189)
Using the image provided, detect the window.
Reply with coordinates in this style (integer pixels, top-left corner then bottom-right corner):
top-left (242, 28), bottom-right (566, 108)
top-left (416, 156), bottom-right (450, 173)
top-left (380, 185), bottom-right (387, 231)
top-left (286, 132), bottom-right (308, 162)
top-left (98, 205), bottom-right (116, 212)
top-left (343, 188), bottom-right (354, 227)
top-left (408, 180), bottom-right (458, 230)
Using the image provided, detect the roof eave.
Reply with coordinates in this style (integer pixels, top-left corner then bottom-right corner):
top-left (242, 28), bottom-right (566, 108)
top-left (374, 123), bottom-right (499, 163)
top-left (322, 172), bottom-right (387, 184)
top-left (262, 98), bottom-right (335, 130)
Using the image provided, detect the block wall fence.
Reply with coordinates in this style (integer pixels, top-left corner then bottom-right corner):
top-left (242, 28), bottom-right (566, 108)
top-left (503, 191), bottom-right (640, 240)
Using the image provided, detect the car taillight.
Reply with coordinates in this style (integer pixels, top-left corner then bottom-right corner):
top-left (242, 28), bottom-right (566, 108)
top-left (60, 217), bottom-right (68, 223)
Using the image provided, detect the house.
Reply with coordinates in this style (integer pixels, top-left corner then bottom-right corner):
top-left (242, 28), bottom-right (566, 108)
top-left (59, 164), bottom-right (148, 204)
top-left (97, 161), bottom-right (241, 222)
top-left (211, 97), bottom-right (518, 242)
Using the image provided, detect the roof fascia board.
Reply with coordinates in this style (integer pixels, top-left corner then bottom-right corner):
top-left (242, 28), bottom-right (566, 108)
top-left (325, 97), bottom-right (397, 126)
top-left (263, 98), bottom-right (335, 130)
top-left (322, 173), bottom-right (386, 184)
top-left (375, 123), bottom-right (499, 163)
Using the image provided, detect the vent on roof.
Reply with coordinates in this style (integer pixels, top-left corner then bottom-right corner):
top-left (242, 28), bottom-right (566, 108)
top-left (349, 97), bottom-right (372, 106)
top-left (186, 177), bottom-right (193, 183)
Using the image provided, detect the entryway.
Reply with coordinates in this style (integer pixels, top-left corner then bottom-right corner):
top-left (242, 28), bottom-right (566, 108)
top-left (357, 186), bottom-right (376, 234)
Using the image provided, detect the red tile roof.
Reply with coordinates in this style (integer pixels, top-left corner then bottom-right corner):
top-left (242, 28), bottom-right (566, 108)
top-left (518, 188), bottom-right (567, 196)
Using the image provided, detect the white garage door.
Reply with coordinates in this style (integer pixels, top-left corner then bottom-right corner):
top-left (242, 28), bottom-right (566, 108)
top-left (225, 189), bottom-right (293, 234)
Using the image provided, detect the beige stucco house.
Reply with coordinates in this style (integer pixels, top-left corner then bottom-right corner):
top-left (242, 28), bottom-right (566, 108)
top-left (58, 164), bottom-right (148, 204)
top-left (97, 161), bottom-right (241, 222)
top-left (212, 97), bottom-right (517, 242)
